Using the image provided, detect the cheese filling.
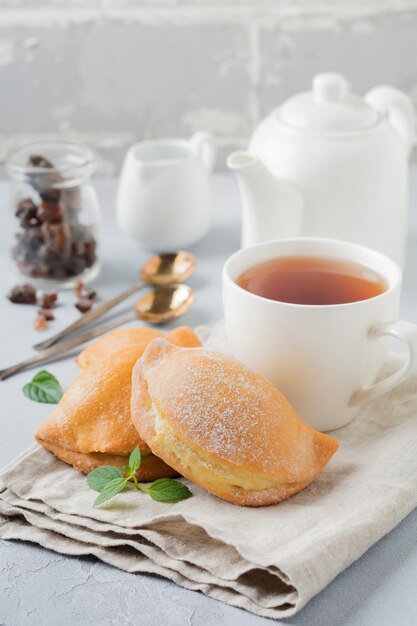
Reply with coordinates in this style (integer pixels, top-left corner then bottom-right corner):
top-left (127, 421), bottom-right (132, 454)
top-left (151, 403), bottom-right (284, 493)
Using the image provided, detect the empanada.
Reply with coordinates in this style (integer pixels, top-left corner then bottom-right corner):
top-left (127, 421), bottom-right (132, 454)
top-left (76, 326), bottom-right (201, 368)
top-left (131, 339), bottom-right (339, 506)
top-left (35, 327), bottom-right (201, 479)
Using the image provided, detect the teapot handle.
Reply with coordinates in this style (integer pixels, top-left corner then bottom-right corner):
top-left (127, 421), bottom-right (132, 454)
top-left (365, 86), bottom-right (416, 157)
top-left (190, 132), bottom-right (217, 172)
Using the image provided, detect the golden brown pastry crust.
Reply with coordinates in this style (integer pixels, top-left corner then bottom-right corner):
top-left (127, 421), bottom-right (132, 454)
top-left (76, 326), bottom-right (201, 368)
top-left (131, 339), bottom-right (339, 506)
top-left (37, 346), bottom-right (149, 456)
top-left (38, 440), bottom-right (178, 479)
top-left (36, 328), bottom-right (201, 480)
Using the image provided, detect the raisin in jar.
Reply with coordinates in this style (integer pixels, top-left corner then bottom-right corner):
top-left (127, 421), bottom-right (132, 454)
top-left (6, 140), bottom-right (101, 288)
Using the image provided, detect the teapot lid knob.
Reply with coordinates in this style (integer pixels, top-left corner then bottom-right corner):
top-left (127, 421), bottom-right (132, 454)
top-left (313, 73), bottom-right (349, 102)
top-left (276, 72), bottom-right (378, 131)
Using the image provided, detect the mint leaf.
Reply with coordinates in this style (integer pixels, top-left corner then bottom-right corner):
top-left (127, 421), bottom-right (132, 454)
top-left (94, 478), bottom-right (128, 507)
top-left (23, 370), bottom-right (63, 404)
top-left (147, 478), bottom-right (192, 503)
top-left (87, 466), bottom-right (124, 492)
top-left (128, 446), bottom-right (141, 473)
top-left (86, 454), bottom-right (192, 509)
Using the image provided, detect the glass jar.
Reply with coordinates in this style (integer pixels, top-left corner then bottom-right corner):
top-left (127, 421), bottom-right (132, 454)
top-left (6, 140), bottom-right (101, 289)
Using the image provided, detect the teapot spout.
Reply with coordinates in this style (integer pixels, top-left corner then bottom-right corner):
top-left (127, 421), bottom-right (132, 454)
top-left (227, 151), bottom-right (304, 248)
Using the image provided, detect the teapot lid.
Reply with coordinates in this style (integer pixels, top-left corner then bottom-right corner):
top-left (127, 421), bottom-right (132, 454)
top-left (277, 73), bottom-right (380, 132)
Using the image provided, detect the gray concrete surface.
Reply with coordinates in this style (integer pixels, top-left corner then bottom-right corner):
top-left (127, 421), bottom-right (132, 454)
top-left (0, 2), bottom-right (417, 172)
top-left (1, 173), bottom-right (417, 625)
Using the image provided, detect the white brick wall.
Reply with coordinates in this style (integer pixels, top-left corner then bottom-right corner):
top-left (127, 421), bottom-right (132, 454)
top-left (0, 0), bottom-right (417, 173)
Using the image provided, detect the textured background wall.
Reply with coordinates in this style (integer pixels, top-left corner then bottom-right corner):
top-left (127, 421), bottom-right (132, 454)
top-left (0, 0), bottom-right (417, 173)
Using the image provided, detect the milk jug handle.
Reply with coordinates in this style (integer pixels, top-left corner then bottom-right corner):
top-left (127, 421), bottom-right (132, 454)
top-left (190, 132), bottom-right (217, 172)
top-left (365, 86), bottom-right (416, 157)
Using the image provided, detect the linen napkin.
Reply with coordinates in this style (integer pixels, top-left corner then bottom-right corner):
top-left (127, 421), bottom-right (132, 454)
top-left (1, 323), bottom-right (417, 619)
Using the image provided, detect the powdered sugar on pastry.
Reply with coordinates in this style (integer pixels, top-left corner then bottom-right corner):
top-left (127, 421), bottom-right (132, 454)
top-left (131, 339), bottom-right (339, 506)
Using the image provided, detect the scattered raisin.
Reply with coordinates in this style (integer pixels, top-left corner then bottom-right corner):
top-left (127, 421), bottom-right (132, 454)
top-left (38, 308), bottom-right (55, 321)
top-left (8, 284), bottom-right (37, 305)
top-left (33, 314), bottom-right (48, 331)
top-left (75, 299), bottom-right (93, 314)
top-left (85, 288), bottom-right (97, 301)
top-left (74, 280), bottom-right (85, 298)
top-left (37, 291), bottom-right (58, 309)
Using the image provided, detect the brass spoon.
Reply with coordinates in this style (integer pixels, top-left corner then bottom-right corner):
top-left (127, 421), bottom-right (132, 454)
top-left (34, 251), bottom-right (196, 351)
top-left (0, 284), bottom-right (194, 381)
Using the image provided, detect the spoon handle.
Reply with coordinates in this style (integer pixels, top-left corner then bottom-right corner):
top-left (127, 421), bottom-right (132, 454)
top-left (34, 283), bottom-right (145, 351)
top-left (0, 313), bottom-right (137, 381)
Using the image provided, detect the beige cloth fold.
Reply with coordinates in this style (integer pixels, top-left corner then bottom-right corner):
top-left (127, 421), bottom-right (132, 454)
top-left (1, 324), bottom-right (417, 619)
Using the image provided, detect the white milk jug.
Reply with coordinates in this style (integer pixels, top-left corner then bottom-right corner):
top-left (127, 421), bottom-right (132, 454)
top-left (117, 132), bottom-right (216, 251)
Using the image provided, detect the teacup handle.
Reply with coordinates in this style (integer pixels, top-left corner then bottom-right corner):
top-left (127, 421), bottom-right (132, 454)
top-left (350, 320), bottom-right (417, 406)
top-left (190, 132), bottom-right (217, 172)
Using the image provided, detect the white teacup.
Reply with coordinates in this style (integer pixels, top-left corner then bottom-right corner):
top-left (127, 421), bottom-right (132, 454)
top-left (116, 132), bottom-right (216, 252)
top-left (223, 237), bottom-right (417, 431)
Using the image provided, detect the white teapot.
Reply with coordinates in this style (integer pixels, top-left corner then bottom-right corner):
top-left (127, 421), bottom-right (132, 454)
top-left (227, 73), bottom-right (415, 266)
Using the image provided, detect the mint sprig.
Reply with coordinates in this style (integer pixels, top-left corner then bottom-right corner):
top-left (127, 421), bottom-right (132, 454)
top-left (127, 446), bottom-right (141, 474)
top-left (94, 477), bottom-right (128, 507)
top-left (146, 478), bottom-right (193, 503)
top-left (23, 370), bottom-right (63, 404)
top-left (86, 446), bottom-right (192, 507)
top-left (87, 466), bottom-right (124, 492)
